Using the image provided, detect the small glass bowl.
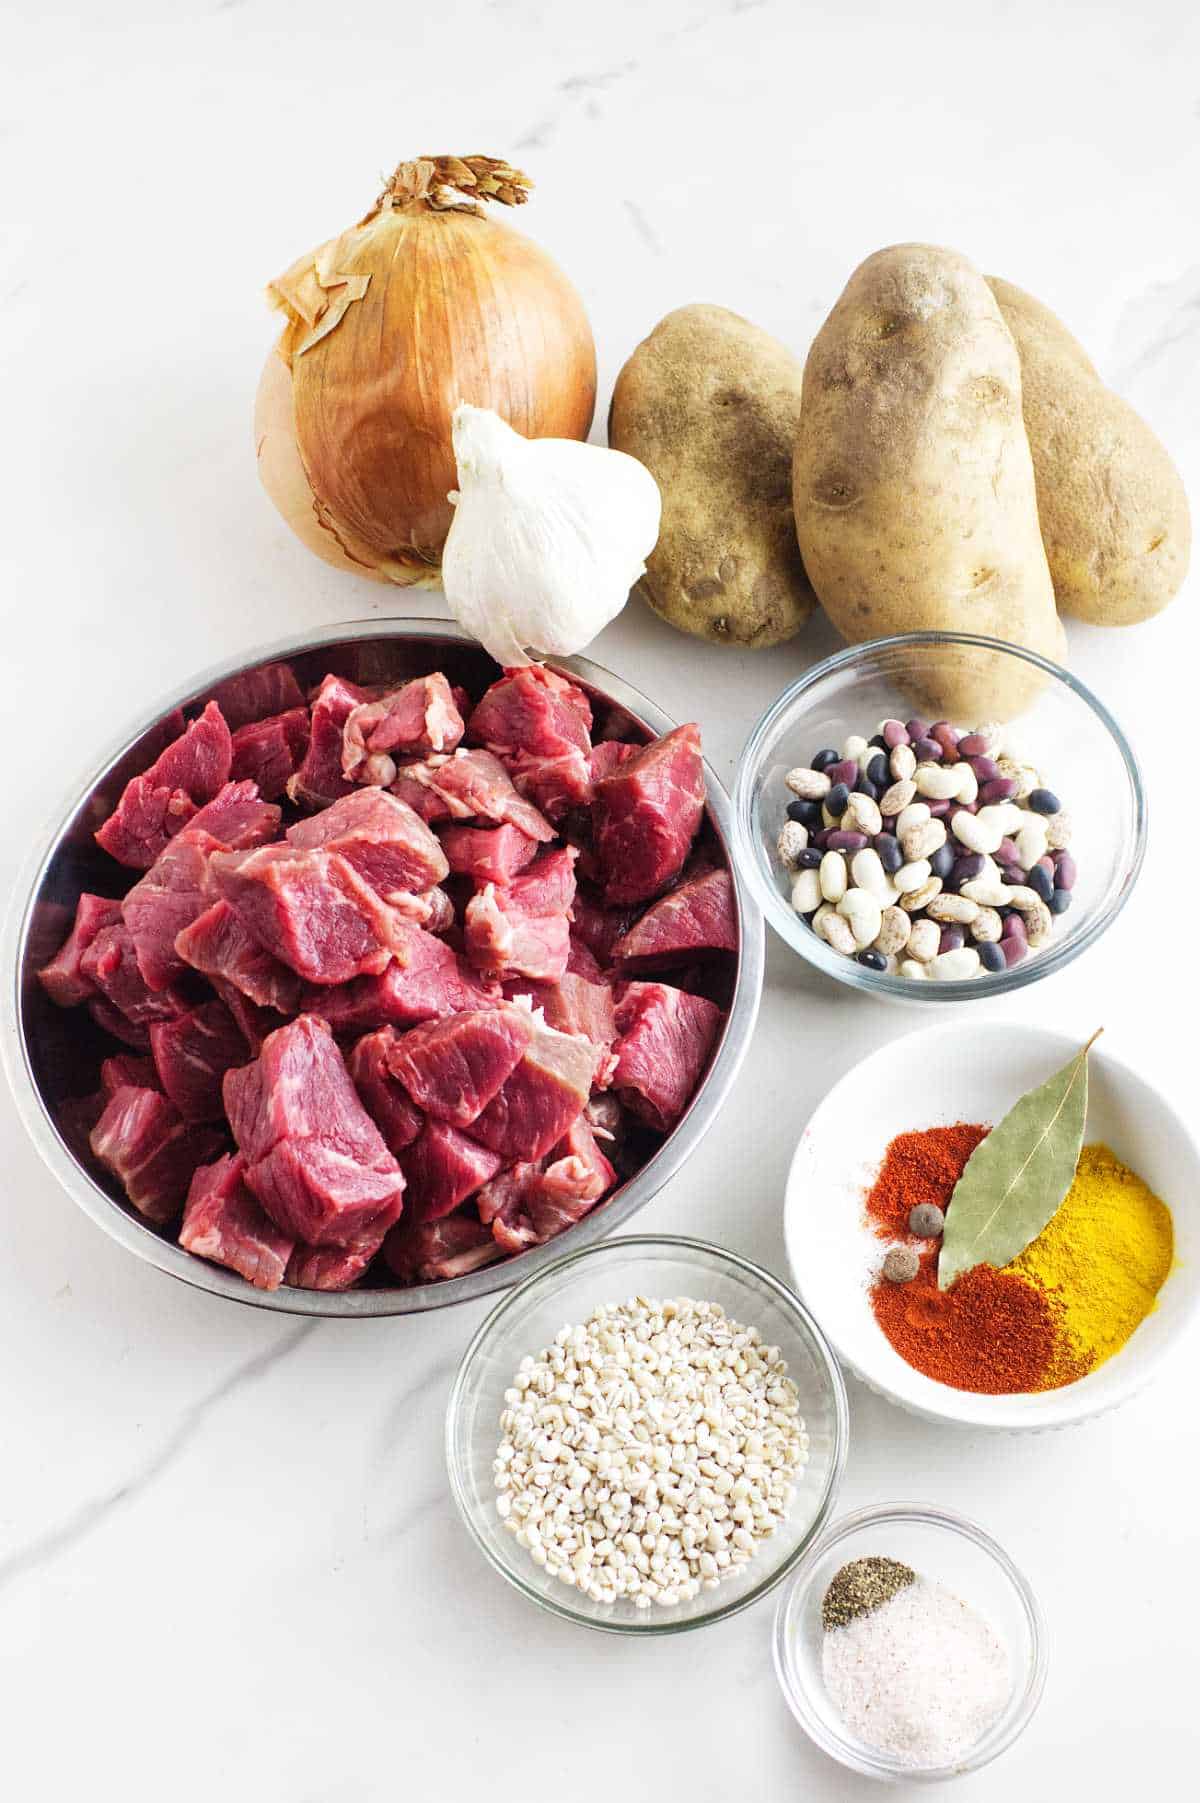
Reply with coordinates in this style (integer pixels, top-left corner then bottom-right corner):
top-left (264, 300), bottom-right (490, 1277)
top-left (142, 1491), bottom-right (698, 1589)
top-left (734, 632), bottom-right (1146, 1001)
top-left (774, 1502), bottom-right (1047, 1782)
top-left (445, 1234), bottom-right (849, 1634)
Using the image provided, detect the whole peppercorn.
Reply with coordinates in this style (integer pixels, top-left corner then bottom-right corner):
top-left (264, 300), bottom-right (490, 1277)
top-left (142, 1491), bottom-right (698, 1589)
top-left (882, 1246), bottom-right (920, 1284)
top-left (908, 1203), bottom-right (946, 1238)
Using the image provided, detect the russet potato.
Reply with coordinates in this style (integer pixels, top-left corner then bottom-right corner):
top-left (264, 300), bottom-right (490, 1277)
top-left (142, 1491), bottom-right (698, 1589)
top-left (987, 277), bottom-right (1190, 626)
top-left (793, 245), bottom-right (1065, 720)
top-left (609, 305), bottom-right (816, 648)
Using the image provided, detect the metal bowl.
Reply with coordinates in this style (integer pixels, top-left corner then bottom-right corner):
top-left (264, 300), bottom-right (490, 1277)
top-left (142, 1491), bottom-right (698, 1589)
top-left (3, 619), bottom-right (764, 1317)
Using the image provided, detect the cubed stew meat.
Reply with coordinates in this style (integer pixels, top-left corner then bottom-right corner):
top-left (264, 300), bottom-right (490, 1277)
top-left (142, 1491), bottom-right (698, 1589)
top-left (39, 662), bottom-right (734, 1292)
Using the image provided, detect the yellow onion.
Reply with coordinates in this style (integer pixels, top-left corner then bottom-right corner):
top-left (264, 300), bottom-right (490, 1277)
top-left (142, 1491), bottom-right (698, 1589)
top-left (255, 154), bottom-right (597, 584)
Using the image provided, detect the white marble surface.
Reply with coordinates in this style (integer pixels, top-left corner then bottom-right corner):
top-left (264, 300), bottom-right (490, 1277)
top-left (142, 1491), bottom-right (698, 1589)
top-left (3, 1), bottom-right (1199, 1795)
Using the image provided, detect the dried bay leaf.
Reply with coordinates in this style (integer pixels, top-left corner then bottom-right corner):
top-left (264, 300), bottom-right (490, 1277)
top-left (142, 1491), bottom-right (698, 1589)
top-left (938, 1030), bottom-right (1102, 1291)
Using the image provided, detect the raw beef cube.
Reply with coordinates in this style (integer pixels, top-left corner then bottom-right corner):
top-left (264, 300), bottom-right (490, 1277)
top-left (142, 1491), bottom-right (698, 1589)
top-left (438, 822), bottom-right (539, 885)
top-left (571, 891), bottom-right (635, 968)
top-left (210, 845), bottom-right (408, 985)
top-left (592, 724), bottom-right (706, 906)
top-left (213, 983), bottom-right (283, 1055)
top-left (467, 666), bottom-right (592, 758)
top-left (230, 708), bottom-right (310, 800)
top-left (382, 1210), bottom-right (502, 1283)
top-left (386, 1006), bottom-right (534, 1129)
top-left (180, 1152), bottom-right (294, 1289)
top-left (150, 1000), bottom-right (249, 1122)
top-left (248, 1140), bottom-right (403, 1247)
top-left (348, 1028), bottom-right (425, 1156)
top-left (400, 1121), bottom-right (503, 1223)
top-left (122, 829), bottom-right (225, 992)
top-left (612, 868), bottom-right (738, 968)
top-left (476, 1164), bottom-right (542, 1253)
top-left (285, 1240), bottom-right (378, 1291)
top-left (392, 749), bottom-right (555, 842)
top-left (37, 894), bottom-right (123, 1007)
top-left (566, 936), bottom-right (604, 980)
top-left (479, 1118), bottom-right (613, 1254)
top-left (80, 924), bottom-right (189, 1029)
top-left (587, 740), bottom-right (640, 784)
top-left (287, 673), bottom-right (371, 809)
top-left (175, 899), bottom-right (302, 1014)
top-left (206, 661), bottom-right (305, 732)
top-left (507, 973), bottom-right (617, 1081)
top-left (100, 1053), bottom-right (159, 1095)
top-left (88, 999), bottom-right (152, 1050)
top-left (57, 1091), bottom-right (107, 1164)
top-left (303, 930), bottom-right (498, 1034)
top-left (342, 673), bottom-right (465, 782)
top-left (96, 701), bottom-right (233, 868)
top-left (90, 1085), bottom-right (223, 1224)
top-left (286, 788), bottom-right (448, 898)
top-left (611, 982), bottom-right (723, 1131)
top-left (467, 1012), bottom-right (600, 1162)
top-left (509, 750), bottom-right (593, 821)
top-left (465, 848), bottom-right (578, 983)
top-left (187, 780), bottom-right (281, 849)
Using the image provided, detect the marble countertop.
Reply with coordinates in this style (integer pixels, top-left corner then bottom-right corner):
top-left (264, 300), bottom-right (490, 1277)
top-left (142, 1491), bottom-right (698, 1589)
top-left (3, 1), bottom-right (1198, 1796)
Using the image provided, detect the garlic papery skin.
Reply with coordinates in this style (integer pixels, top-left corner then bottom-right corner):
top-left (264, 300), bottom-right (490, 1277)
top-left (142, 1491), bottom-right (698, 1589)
top-left (441, 405), bottom-right (661, 666)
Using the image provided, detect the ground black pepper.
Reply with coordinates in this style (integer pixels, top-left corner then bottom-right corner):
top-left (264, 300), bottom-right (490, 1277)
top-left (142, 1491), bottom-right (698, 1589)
top-left (821, 1556), bottom-right (917, 1631)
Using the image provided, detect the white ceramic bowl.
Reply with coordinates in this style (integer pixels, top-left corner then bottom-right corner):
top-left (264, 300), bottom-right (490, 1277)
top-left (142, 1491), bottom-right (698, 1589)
top-left (784, 1021), bottom-right (1200, 1430)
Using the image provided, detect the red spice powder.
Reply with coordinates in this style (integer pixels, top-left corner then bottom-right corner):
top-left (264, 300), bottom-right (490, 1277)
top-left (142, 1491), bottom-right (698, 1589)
top-left (864, 1122), bottom-right (1074, 1394)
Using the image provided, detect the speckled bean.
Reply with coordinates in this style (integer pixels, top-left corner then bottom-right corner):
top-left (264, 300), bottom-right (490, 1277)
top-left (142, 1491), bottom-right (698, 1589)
top-left (895, 801), bottom-right (931, 837)
top-left (879, 778), bottom-right (916, 817)
top-left (785, 766), bottom-right (831, 801)
top-left (927, 894), bottom-right (980, 925)
top-left (1015, 895), bottom-right (1053, 947)
top-left (889, 743), bottom-right (917, 781)
top-left (996, 757), bottom-right (1037, 801)
top-left (819, 850), bottom-right (848, 902)
top-left (905, 918), bottom-right (941, 962)
top-left (874, 906), bottom-right (911, 956)
top-left (815, 905), bottom-right (856, 956)
top-left (776, 820), bottom-right (808, 867)
top-left (900, 820), bottom-right (948, 863)
top-left (900, 877), bottom-right (943, 913)
top-left (969, 907), bottom-right (1003, 944)
top-left (1045, 811), bottom-right (1073, 850)
top-left (843, 792), bottom-right (883, 837)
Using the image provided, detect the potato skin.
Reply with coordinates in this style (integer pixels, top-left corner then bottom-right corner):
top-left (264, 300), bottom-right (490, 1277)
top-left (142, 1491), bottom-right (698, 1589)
top-left (609, 305), bottom-right (815, 648)
top-left (793, 245), bottom-right (1065, 719)
top-left (987, 277), bottom-right (1191, 626)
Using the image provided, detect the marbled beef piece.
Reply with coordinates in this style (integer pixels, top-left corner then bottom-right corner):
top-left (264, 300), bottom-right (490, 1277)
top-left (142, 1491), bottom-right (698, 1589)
top-left (479, 1116), bottom-right (615, 1254)
top-left (210, 844), bottom-right (409, 985)
top-left (95, 701), bottom-right (233, 869)
top-left (149, 999), bottom-right (249, 1122)
top-left (80, 923), bottom-right (189, 1030)
top-left (611, 981), bottom-right (723, 1132)
top-left (382, 1210), bottom-right (502, 1284)
top-left (230, 708), bottom-right (310, 800)
top-left (467, 665), bottom-right (592, 757)
top-left (438, 821), bottom-right (539, 885)
top-left (122, 829), bottom-right (224, 992)
top-left (464, 848), bottom-right (577, 984)
top-left (286, 788), bottom-right (448, 899)
top-left (466, 1011), bottom-right (600, 1163)
top-left (175, 899), bottom-right (302, 1014)
top-left (507, 748), bottom-right (593, 822)
top-left (347, 1027), bottom-right (425, 1157)
top-left (390, 749), bottom-right (555, 843)
top-left (592, 724), bottom-right (705, 906)
top-left (302, 926), bottom-right (498, 1035)
top-left (385, 1006), bottom-right (535, 1129)
top-left (342, 674), bottom-right (465, 783)
top-left (570, 891), bottom-right (635, 970)
top-left (505, 972), bottom-right (617, 1084)
top-left (37, 894), bottom-right (123, 1007)
top-left (206, 661), bottom-right (305, 732)
top-left (287, 674), bottom-right (372, 810)
top-left (612, 868), bottom-right (737, 969)
top-left (186, 781), bottom-right (281, 850)
top-left (400, 1121), bottom-right (503, 1223)
top-left (180, 1152), bottom-right (294, 1290)
top-left (100, 1053), bottom-right (159, 1095)
top-left (90, 1084), bottom-right (224, 1224)
top-left (285, 1239), bottom-right (380, 1291)
top-left (223, 1015), bottom-right (405, 1247)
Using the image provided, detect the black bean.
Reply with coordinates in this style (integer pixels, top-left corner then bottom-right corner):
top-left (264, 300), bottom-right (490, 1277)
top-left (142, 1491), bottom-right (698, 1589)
top-left (1050, 887), bottom-right (1072, 915)
top-left (1028, 788), bottom-right (1061, 815)
top-left (826, 783), bottom-right (850, 817)
top-left (866, 752), bottom-right (890, 789)
top-left (794, 847), bottom-right (822, 869)
top-left (857, 949), bottom-right (888, 971)
top-left (854, 773), bottom-right (879, 800)
top-left (929, 843), bottom-right (955, 881)
top-left (979, 941), bottom-right (1006, 973)
top-left (811, 747), bottom-right (839, 773)
top-left (874, 833), bottom-right (903, 873)
top-left (787, 798), bottom-right (823, 827)
top-left (868, 733), bottom-right (890, 752)
top-left (1027, 864), bottom-right (1054, 904)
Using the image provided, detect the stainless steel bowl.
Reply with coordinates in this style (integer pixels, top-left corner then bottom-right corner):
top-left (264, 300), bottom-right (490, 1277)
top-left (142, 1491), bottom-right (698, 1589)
top-left (3, 619), bottom-right (764, 1317)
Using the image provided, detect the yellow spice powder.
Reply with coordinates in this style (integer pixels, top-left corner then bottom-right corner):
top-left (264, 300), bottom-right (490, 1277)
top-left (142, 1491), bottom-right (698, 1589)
top-left (1011, 1143), bottom-right (1173, 1375)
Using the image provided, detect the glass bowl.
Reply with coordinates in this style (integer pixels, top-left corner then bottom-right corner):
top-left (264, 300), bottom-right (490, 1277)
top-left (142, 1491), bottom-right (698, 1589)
top-left (774, 1502), bottom-right (1047, 1782)
top-left (734, 632), bottom-right (1146, 1001)
top-left (445, 1234), bottom-right (849, 1634)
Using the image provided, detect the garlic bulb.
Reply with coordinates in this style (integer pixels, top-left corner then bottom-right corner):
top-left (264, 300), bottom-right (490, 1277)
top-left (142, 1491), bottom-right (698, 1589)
top-left (441, 405), bottom-right (662, 666)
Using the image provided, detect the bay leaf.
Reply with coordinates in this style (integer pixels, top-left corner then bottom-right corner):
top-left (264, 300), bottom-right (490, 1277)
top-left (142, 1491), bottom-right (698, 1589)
top-left (937, 1030), bottom-right (1102, 1291)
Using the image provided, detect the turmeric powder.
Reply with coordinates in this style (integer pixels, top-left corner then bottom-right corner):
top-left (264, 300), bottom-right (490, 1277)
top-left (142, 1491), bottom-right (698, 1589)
top-left (1010, 1143), bottom-right (1173, 1376)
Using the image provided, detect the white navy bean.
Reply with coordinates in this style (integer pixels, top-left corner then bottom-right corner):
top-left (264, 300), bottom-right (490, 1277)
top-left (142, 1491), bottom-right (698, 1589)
top-left (850, 847), bottom-right (891, 898)
top-left (895, 801), bottom-right (931, 837)
top-left (838, 888), bottom-right (883, 949)
top-left (914, 763), bottom-right (961, 800)
top-left (819, 850), bottom-right (848, 902)
top-left (893, 858), bottom-right (932, 894)
top-left (978, 801), bottom-right (1024, 836)
top-left (930, 947), bottom-right (982, 980)
top-left (841, 734), bottom-right (869, 761)
top-left (953, 762), bottom-right (979, 804)
top-left (889, 743), bottom-right (917, 781)
top-left (961, 877), bottom-right (1010, 907)
top-left (951, 811), bottom-right (1003, 855)
top-left (1014, 818), bottom-right (1048, 869)
top-left (898, 958), bottom-right (928, 980)
top-left (789, 868), bottom-right (822, 915)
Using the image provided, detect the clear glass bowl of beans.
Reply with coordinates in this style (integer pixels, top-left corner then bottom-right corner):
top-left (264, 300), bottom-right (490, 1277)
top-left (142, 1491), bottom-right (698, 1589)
top-left (773, 1502), bottom-right (1047, 1781)
top-left (445, 1234), bottom-right (849, 1634)
top-left (734, 632), bottom-right (1146, 1000)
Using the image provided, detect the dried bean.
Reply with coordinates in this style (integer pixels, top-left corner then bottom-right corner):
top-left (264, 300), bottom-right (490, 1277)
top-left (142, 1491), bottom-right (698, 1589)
top-left (931, 722), bottom-right (961, 760)
top-left (853, 774), bottom-right (879, 801)
top-left (1002, 910), bottom-right (1027, 942)
top-left (842, 735), bottom-right (869, 762)
top-left (787, 798), bottom-right (822, 828)
top-left (899, 958), bottom-right (928, 980)
top-left (814, 906), bottom-right (856, 956)
top-left (1019, 898), bottom-right (1053, 947)
top-left (850, 847), bottom-right (891, 897)
top-left (889, 743), bottom-right (917, 781)
top-left (819, 851), bottom-right (848, 903)
top-left (911, 736), bottom-right (942, 763)
top-left (930, 947), bottom-right (981, 980)
top-left (927, 894), bottom-right (979, 924)
top-left (951, 811), bottom-right (1003, 855)
top-left (874, 906), bottom-right (911, 956)
top-left (793, 846), bottom-right (822, 868)
top-left (894, 858), bottom-right (932, 894)
top-left (954, 763), bottom-right (979, 805)
top-left (978, 941), bottom-right (1006, 973)
top-left (881, 720), bottom-right (909, 748)
top-left (1028, 788), bottom-right (1060, 815)
top-left (865, 752), bottom-right (890, 789)
top-left (958, 733), bottom-right (990, 758)
top-left (838, 888), bottom-right (883, 948)
top-left (938, 925), bottom-right (966, 953)
top-left (961, 878), bottom-right (1011, 908)
top-left (1000, 934), bottom-right (1027, 967)
top-left (929, 843), bottom-right (956, 882)
top-left (786, 767), bottom-right (831, 801)
top-left (970, 907), bottom-right (1003, 944)
top-left (905, 717), bottom-right (930, 741)
top-left (844, 793), bottom-right (883, 837)
top-left (900, 877), bottom-right (943, 913)
top-left (952, 853), bottom-right (985, 886)
top-left (811, 747), bottom-right (839, 772)
top-left (978, 777), bottom-right (1018, 804)
top-left (827, 759), bottom-right (859, 788)
top-left (790, 869), bottom-right (822, 914)
top-left (895, 801), bottom-right (931, 836)
top-left (1054, 851), bottom-right (1077, 890)
top-left (905, 918), bottom-right (940, 962)
top-left (1045, 811), bottom-right (1072, 850)
top-left (826, 830), bottom-right (870, 852)
top-left (825, 782), bottom-right (850, 818)
top-left (1051, 888), bottom-right (1072, 915)
top-left (914, 763), bottom-right (961, 800)
top-left (874, 833), bottom-right (903, 874)
top-left (1027, 864), bottom-right (1054, 904)
top-left (967, 755), bottom-right (1000, 783)
top-left (856, 949), bottom-right (888, 972)
top-left (901, 819), bottom-right (948, 862)
top-left (776, 820), bottom-right (808, 867)
top-left (879, 778), bottom-right (916, 817)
